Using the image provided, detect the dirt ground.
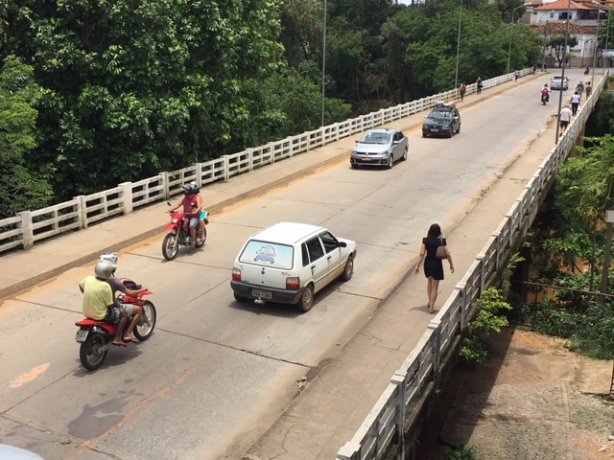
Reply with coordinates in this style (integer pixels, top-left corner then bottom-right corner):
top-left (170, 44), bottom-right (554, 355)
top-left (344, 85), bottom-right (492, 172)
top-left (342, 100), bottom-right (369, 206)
top-left (418, 327), bottom-right (614, 460)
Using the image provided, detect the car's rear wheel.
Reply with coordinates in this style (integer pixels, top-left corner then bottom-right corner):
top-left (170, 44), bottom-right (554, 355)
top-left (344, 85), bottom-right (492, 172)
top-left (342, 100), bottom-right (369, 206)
top-left (298, 284), bottom-right (314, 312)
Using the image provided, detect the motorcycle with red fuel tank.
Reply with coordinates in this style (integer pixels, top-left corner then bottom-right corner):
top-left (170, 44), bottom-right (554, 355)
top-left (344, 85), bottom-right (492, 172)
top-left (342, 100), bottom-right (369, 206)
top-left (75, 280), bottom-right (157, 371)
top-left (162, 203), bottom-right (209, 261)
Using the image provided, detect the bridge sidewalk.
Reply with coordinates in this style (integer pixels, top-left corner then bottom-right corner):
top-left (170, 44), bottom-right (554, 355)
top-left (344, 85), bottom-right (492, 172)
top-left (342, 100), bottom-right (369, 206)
top-left (245, 90), bottom-right (560, 459)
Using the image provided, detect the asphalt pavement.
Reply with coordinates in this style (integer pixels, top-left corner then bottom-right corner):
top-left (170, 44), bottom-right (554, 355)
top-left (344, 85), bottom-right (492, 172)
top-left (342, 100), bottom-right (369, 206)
top-left (0, 73), bottom-right (542, 301)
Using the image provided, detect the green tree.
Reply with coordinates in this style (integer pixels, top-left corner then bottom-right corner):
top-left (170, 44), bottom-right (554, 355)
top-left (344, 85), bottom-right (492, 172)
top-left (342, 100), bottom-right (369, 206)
top-left (586, 91), bottom-right (614, 136)
top-left (547, 33), bottom-right (579, 67)
top-left (393, 0), bottom-right (539, 94)
top-left (0, 55), bottom-right (52, 217)
top-left (522, 136), bottom-right (614, 360)
top-left (1, 0), bottom-right (285, 199)
top-left (460, 288), bottom-right (512, 364)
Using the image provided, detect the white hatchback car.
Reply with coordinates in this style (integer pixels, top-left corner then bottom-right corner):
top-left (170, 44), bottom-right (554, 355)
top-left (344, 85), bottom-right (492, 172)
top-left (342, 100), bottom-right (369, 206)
top-left (230, 222), bottom-right (357, 312)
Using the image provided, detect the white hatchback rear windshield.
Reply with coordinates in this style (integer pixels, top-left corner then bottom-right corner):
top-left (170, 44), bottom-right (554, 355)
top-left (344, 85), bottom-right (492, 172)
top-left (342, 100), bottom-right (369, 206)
top-left (239, 240), bottom-right (294, 269)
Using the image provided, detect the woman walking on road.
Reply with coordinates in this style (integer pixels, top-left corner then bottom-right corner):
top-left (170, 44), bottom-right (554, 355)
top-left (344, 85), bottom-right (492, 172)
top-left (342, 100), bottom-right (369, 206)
top-left (415, 223), bottom-right (455, 313)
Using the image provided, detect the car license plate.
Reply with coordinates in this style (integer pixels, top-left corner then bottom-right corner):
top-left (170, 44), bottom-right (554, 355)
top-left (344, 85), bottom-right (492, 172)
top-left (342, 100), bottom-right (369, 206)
top-left (362, 157), bottom-right (372, 162)
top-left (252, 289), bottom-right (272, 299)
top-left (431, 128), bottom-right (439, 132)
top-left (75, 329), bottom-right (89, 342)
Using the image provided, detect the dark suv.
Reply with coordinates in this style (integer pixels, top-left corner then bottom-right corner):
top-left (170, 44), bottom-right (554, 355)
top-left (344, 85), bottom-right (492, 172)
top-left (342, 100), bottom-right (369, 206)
top-left (422, 103), bottom-right (461, 138)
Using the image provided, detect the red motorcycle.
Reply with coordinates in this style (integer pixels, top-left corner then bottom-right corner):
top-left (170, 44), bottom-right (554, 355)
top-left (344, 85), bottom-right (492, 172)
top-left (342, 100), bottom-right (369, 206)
top-left (162, 205), bottom-right (209, 260)
top-left (75, 280), bottom-right (156, 371)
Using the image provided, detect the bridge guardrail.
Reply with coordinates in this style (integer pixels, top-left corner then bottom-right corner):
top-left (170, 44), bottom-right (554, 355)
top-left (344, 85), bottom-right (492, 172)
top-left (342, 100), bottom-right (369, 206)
top-left (336, 70), bottom-right (609, 460)
top-left (0, 72), bottom-right (525, 254)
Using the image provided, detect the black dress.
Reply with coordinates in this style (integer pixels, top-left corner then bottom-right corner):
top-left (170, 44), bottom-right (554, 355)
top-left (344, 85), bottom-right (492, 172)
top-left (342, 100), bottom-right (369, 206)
top-left (423, 237), bottom-right (446, 281)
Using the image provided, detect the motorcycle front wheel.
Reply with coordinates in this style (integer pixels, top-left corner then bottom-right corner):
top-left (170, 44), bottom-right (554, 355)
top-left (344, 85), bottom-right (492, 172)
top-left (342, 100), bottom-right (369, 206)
top-left (162, 233), bottom-right (179, 260)
top-left (80, 333), bottom-right (108, 371)
top-left (134, 301), bottom-right (157, 341)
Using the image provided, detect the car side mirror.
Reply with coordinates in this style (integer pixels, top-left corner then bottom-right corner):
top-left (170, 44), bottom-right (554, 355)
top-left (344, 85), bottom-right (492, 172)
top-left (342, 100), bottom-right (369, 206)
top-left (338, 241), bottom-right (347, 248)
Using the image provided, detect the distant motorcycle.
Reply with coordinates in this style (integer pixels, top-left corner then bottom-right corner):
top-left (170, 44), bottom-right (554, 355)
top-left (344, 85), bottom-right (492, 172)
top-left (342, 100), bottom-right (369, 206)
top-left (162, 204), bottom-right (209, 261)
top-left (541, 91), bottom-right (549, 105)
top-left (75, 280), bottom-right (156, 371)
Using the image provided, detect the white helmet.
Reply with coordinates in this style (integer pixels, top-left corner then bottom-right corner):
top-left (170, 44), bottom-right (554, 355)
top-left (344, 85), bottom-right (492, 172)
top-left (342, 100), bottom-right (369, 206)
top-left (94, 261), bottom-right (116, 280)
top-left (99, 252), bottom-right (118, 265)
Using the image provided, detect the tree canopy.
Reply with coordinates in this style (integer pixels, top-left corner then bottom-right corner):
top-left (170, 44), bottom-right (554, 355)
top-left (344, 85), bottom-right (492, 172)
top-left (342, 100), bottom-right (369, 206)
top-left (0, 0), bottom-right (543, 215)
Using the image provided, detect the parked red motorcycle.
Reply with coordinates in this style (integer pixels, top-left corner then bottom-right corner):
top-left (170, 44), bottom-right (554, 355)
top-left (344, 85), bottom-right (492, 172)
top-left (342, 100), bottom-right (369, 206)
top-left (162, 204), bottom-right (209, 261)
top-left (75, 280), bottom-right (156, 371)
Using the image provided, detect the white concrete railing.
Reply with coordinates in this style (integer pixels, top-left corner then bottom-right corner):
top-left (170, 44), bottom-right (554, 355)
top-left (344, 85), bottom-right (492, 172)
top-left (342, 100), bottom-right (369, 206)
top-left (336, 71), bottom-right (609, 460)
top-left (0, 72), bottom-right (525, 253)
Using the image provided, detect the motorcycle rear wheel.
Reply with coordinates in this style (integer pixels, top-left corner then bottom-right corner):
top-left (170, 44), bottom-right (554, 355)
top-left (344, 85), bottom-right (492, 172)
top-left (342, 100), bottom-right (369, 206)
top-left (195, 226), bottom-right (207, 248)
top-left (80, 333), bottom-right (108, 371)
top-left (134, 301), bottom-right (157, 341)
top-left (162, 233), bottom-right (179, 260)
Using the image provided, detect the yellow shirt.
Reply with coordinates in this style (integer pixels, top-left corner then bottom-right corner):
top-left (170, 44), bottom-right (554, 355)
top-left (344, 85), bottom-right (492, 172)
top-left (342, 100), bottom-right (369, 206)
top-left (79, 276), bottom-right (113, 320)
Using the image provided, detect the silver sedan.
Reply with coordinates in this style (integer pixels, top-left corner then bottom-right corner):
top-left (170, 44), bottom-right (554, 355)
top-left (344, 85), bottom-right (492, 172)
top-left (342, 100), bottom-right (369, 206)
top-left (350, 128), bottom-right (409, 169)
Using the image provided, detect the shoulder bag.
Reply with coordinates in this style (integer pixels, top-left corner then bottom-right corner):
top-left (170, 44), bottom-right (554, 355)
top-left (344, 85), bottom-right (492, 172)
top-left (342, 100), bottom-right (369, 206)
top-left (435, 238), bottom-right (448, 259)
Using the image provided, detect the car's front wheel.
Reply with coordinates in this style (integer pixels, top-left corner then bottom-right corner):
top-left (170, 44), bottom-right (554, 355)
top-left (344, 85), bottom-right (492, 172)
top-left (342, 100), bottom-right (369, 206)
top-left (341, 255), bottom-right (354, 281)
top-left (387, 155), bottom-right (394, 169)
top-left (401, 148), bottom-right (408, 161)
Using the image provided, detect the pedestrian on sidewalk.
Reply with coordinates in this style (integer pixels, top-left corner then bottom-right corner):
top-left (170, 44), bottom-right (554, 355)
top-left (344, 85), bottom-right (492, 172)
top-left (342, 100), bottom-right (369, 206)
top-left (559, 105), bottom-right (572, 134)
top-left (476, 76), bottom-right (483, 94)
top-left (585, 81), bottom-right (592, 98)
top-left (570, 91), bottom-right (581, 115)
top-left (459, 81), bottom-right (466, 102)
top-left (414, 223), bottom-right (455, 313)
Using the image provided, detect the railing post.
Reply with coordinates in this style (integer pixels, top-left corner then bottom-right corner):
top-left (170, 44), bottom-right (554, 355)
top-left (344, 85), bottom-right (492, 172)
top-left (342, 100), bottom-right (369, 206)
top-left (74, 195), bottom-right (88, 229)
top-left (337, 441), bottom-right (361, 460)
top-left (223, 155), bottom-right (230, 181)
top-left (492, 231), bottom-right (501, 272)
top-left (120, 182), bottom-right (133, 214)
top-left (246, 148), bottom-right (254, 171)
top-left (161, 171), bottom-right (170, 200)
top-left (505, 211), bottom-right (514, 248)
top-left (456, 281), bottom-right (467, 330)
top-left (195, 162), bottom-right (204, 184)
top-left (428, 321), bottom-right (441, 375)
top-left (476, 254), bottom-right (485, 294)
top-left (391, 373), bottom-right (406, 460)
top-left (20, 211), bottom-right (33, 249)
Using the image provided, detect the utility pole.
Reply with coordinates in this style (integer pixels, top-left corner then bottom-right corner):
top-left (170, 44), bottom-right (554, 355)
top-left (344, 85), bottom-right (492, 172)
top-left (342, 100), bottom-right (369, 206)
top-left (555, 0), bottom-right (571, 143)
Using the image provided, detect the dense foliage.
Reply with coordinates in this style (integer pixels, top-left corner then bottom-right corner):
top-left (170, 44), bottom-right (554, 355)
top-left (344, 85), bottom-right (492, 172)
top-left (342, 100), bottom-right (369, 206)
top-left (519, 134), bottom-right (614, 359)
top-left (0, 0), bottom-right (541, 216)
top-left (0, 55), bottom-right (53, 215)
top-left (459, 288), bottom-right (512, 364)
